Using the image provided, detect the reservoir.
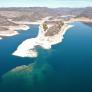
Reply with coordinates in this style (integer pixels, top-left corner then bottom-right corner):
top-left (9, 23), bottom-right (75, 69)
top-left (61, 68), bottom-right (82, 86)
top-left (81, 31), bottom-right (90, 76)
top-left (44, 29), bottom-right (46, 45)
top-left (0, 22), bottom-right (92, 92)
top-left (0, 25), bottom-right (39, 76)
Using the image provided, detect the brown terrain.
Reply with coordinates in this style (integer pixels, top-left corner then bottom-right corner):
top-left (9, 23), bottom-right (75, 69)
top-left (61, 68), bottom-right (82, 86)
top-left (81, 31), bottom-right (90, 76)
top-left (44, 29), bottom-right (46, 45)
top-left (44, 21), bottom-right (64, 36)
top-left (0, 7), bottom-right (92, 39)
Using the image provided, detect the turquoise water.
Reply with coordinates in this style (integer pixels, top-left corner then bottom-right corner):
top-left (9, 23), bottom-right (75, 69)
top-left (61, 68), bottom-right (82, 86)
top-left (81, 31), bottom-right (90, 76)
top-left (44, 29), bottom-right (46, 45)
top-left (0, 22), bottom-right (92, 92)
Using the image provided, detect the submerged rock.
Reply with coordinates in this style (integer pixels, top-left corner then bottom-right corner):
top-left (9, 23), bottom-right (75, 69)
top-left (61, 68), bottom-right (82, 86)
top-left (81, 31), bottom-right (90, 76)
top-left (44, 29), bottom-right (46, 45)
top-left (0, 58), bottom-right (55, 92)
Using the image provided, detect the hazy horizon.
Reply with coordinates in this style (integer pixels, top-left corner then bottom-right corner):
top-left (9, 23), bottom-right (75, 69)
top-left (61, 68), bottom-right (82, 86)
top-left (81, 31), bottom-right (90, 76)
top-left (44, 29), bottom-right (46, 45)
top-left (0, 6), bottom-right (92, 8)
top-left (0, 0), bottom-right (92, 8)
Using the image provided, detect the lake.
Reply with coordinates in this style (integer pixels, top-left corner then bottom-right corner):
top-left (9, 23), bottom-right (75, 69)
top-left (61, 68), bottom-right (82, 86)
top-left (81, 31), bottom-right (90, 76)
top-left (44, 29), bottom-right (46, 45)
top-left (0, 22), bottom-right (92, 92)
top-left (0, 25), bottom-right (39, 76)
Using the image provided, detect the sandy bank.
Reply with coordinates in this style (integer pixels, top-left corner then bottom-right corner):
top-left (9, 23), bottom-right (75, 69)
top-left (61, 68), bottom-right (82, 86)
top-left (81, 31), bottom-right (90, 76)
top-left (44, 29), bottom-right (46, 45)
top-left (12, 23), bottom-right (73, 58)
top-left (0, 25), bottom-right (29, 39)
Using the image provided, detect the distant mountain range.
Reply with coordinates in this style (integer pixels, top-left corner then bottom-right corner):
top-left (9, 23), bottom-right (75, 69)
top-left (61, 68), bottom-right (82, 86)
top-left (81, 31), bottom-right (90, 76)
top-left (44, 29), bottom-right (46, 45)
top-left (0, 7), bottom-right (92, 39)
top-left (0, 7), bottom-right (92, 22)
top-left (77, 7), bottom-right (92, 19)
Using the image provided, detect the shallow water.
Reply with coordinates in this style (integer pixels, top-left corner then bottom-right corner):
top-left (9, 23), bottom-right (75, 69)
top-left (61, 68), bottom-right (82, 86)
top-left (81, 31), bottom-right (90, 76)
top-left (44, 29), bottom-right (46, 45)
top-left (0, 22), bottom-right (92, 92)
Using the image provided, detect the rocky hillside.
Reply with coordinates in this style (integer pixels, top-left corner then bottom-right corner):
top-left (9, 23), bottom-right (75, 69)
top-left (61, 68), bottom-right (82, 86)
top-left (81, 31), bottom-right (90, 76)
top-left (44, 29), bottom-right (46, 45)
top-left (0, 7), bottom-right (92, 22)
top-left (78, 7), bottom-right (92, 19)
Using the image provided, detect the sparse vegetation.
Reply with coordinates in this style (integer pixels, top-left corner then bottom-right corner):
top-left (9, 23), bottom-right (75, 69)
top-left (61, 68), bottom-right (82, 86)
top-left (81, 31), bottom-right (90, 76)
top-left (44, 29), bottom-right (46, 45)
top-left (0, 7), bottom-right (92, 39)
top-left (45, 21), bottom-right (64, 36)
top-left (42, 23), bottom-right (48, 31)
top-left (57, 21), bottom-right (64, 29)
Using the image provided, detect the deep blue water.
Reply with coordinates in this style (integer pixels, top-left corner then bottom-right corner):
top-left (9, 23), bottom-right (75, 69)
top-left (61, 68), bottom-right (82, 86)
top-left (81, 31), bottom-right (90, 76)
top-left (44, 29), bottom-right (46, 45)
top-left (0, 25), bottom-right (39, 76)
top-left (0, 22), bottom-right (92, 92)
top-left (48, 22), bottom-right (92, 92)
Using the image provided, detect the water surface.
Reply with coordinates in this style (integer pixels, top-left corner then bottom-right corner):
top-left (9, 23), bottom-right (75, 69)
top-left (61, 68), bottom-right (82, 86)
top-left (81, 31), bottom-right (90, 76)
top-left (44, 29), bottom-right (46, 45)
top-left (0, 25), bottom-right (39, 76)
top-left (0, 22), bottom-right (92, 92)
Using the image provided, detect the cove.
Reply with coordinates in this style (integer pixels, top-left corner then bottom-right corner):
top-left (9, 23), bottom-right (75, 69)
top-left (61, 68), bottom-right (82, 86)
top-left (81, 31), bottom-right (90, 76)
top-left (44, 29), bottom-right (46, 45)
top-left (0, 25), bottom-right (39, 76)
top-left (0, 22), bottom-right (92, 92)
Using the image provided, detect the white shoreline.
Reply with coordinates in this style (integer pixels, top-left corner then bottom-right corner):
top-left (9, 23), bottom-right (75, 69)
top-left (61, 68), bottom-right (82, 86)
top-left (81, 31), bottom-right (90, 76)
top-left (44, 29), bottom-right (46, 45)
top-left (0, 17), bottom-right (51, 39)
top-left (12, 23), bottom-right (74, 58)
top-left (0, 25), bottom-right (30, 39)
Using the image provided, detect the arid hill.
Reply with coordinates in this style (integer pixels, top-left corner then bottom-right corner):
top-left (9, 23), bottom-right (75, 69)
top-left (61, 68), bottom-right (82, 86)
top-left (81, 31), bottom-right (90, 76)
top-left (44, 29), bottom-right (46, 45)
top-left (78, 7), bottom-right (92, 19)
top-left (0, 7), bottom-right (92, 39)
top-left (0, 7), bottom-right (92, 22)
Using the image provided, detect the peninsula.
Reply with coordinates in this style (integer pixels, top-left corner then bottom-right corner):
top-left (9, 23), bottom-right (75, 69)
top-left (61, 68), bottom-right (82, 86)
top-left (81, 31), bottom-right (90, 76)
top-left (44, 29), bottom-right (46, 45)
top-left (12, 17), bottom-right (73, 57)
top-left (0, 7), bottom-right (91, 57)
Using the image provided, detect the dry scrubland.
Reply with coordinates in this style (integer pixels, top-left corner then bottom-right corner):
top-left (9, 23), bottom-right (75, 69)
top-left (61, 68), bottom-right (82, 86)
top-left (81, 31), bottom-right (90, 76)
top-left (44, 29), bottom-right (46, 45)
top-left (0, 7), bottom-right (92, 39)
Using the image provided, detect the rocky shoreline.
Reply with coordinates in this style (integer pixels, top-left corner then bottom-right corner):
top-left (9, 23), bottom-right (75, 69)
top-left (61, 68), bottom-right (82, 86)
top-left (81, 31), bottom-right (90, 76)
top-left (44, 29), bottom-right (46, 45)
top-left (12, 21), bottom-right (73, 58)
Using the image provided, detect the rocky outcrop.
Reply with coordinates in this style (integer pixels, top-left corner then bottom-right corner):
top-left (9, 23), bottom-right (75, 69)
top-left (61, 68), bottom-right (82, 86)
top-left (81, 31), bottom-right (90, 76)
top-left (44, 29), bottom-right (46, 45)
top-left (45, 21), bottom-right (64, 36)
